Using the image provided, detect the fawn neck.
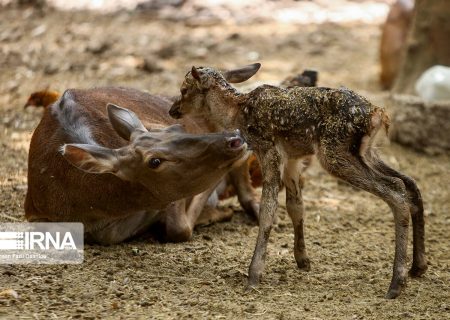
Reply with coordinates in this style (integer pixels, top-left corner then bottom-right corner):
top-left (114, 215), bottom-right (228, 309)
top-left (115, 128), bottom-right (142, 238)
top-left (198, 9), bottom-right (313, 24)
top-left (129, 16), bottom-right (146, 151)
top-left (205, 88), bottom-right (245, 131)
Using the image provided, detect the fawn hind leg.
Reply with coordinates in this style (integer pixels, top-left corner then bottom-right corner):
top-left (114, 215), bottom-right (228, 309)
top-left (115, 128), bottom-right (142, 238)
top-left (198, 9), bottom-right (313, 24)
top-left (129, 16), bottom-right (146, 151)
top-left (366, 150), bottom-right (427, 277)
top-left (318, 144), bottom-right (410, 299)
top-left (283, 159), bottom-right (310, 271)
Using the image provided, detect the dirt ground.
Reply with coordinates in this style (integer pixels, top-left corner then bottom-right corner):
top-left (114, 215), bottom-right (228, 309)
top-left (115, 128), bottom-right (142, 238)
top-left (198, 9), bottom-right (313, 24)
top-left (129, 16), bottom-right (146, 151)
top-left (0, 1), bottom-right (449, 319)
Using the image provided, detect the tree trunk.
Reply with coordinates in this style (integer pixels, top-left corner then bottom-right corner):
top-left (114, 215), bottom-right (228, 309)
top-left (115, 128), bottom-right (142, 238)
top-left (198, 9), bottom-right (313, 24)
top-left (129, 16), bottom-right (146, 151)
top-left (393, 0), bottom-right (450, 94)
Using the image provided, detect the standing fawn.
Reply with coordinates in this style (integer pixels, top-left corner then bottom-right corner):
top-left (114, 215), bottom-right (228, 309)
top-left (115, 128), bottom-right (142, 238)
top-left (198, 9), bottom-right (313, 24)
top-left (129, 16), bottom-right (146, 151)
top-left (26, 87), bottom-right (249, 244)
top-left (169, 63), bottom-right (427, 298)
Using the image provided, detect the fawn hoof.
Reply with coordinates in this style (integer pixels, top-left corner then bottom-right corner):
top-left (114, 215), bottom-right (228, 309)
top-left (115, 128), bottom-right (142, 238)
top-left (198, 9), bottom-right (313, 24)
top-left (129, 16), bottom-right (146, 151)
top-left (247, 273), bottom-right (262, 288)
top-left (385, 277), bottom-right (406, 299)
top-left (409, 264), bottom-right (428, 278)
top-left (296, 257), bottom-right (311, 271)
top-left (385, 288), bottom-right (402, 299)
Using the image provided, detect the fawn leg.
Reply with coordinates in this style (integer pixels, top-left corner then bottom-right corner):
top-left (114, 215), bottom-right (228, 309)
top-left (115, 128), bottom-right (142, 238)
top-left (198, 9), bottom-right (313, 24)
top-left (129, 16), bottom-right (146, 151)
top-left (367, 152), bottom-right (427, 277)
top-left (229, 161), bottom-right (260, 219)
top-left (367, 151), bottom-right (427, 277)
top-left (248, 148), bottom-right (281, 287)
top-left (319, 147), bottom-right (410, 299)
top-left (283, 159), bottom-right (310, 270)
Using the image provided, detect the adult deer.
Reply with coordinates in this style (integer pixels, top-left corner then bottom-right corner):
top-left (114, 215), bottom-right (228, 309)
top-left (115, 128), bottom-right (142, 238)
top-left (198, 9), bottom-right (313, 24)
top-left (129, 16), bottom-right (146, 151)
top-left (169, 63), bottom-right (427, 298)
top-left (25, 87), bottom-right (249, 244)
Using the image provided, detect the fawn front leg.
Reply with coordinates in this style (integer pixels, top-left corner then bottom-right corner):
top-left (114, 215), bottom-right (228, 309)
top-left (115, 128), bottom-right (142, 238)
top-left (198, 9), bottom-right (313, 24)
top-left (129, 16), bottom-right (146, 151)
top-left (283, 159), bottom-right (310, 271)
top-left (248, 148), bottom-right (281, 287)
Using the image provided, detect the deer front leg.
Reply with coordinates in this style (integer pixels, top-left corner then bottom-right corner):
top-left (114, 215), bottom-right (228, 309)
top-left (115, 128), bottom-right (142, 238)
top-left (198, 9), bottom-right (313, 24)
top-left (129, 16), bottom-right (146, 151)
top-left (164, 185), bottom-right (216, 242)
top-left (248, 148), bottom-right (281, 287)
top-left (229, 161), bottom-right (260, 219)
top-left (283, 159), bottom-right (310, 271)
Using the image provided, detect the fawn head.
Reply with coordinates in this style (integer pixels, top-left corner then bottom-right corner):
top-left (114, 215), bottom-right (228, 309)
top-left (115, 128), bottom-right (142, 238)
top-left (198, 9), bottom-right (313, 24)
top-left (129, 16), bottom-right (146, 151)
top-left (169, 63), bottom-right (261, 125)
top-left (61, 104), bottom-right (248, 202)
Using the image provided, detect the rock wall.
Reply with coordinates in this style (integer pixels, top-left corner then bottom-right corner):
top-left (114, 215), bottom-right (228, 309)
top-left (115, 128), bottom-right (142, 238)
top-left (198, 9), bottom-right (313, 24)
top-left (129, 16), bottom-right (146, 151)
top-left (388, 94), bottom-right (450, 155)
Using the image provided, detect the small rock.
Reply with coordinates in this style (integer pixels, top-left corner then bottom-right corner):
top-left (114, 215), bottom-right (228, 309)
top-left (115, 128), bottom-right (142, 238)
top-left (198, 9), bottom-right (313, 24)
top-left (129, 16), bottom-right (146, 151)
top-left (156, 45), bottom-right (175, 59)
top-left (140, 58), bottom-right (163, 73)
top-left (2, 270), bottom-right (15, 276)
top-left (140, 300), bottom-right (152, 307)
top-left (131, 247), bottom-right (140, 256)
top-left (401, 312), bottom-right (414, 318)
top-left (62, 297), bottom-right (73, 304)
top-left (31, 25), bottom-right (47, 37)
top-left (86, 41), bottom-right (111, 55)
top-left (0, 289), bottom-right (18, 299)
top-left (44, 62), bottom-right (59, 75)
top-left (192, 47), bottom-right (208, 59)
top-left (247, 51), bottom-right (260, 61)
top-left (202, 234), bottom-right (212, 241)
top-left (227, 33), bottom-right (240, 40)
top-left (12, 184), bottom-right (27, 191)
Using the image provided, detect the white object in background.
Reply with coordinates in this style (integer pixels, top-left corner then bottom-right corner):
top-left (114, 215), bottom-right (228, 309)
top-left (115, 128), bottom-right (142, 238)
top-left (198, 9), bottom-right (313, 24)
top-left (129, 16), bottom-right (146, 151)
top-left (415, 65), bottom-right (450, 102)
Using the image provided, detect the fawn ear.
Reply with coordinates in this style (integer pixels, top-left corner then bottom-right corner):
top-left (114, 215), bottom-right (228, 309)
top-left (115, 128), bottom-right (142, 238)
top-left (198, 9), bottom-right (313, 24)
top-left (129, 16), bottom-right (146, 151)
top-left (107, 103), bottom-right (147, 141)
top-left (223, 63), bottom-right (261, 83)
top-left (61, 144), bottom-right (119, 174)
top-left (191, 66), bottom-right (201, 81)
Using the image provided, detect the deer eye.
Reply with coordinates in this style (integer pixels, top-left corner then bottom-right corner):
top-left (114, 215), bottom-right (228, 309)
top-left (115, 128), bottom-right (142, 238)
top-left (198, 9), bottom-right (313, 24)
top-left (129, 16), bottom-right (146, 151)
top-left (181, 88), bottom-right (188, 95)
top-left (149, 158), bottom-right (162, 169)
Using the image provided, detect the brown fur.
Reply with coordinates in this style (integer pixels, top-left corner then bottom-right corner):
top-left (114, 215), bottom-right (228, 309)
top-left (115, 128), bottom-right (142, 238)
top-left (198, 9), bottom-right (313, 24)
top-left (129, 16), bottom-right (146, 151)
top-left (26, 87), bottom-right (248, 244)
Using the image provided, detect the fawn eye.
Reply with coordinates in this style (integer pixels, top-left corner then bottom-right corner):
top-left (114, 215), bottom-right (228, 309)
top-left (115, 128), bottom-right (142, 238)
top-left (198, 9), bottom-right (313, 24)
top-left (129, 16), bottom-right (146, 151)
top-left (181, 88), bottom-right (188, 95)
top-left (149, 158), bottom-right (162, 169)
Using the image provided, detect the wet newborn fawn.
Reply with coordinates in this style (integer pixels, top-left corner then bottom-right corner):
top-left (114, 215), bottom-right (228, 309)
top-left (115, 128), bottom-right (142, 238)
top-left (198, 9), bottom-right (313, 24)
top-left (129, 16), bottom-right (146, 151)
top-left (169, 63), bottom-right (427, 299)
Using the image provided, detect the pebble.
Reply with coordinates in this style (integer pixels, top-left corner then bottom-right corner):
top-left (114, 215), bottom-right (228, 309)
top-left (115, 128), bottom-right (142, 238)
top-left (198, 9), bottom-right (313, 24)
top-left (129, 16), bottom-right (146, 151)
top-left (0, 289), bottom-right (19, 299)
top-left (31, 25), bottom-right (47, 37)
top-left (140, 58), bottom-right (163, 73)
top-left (86, 41), bottom-right (111, 55)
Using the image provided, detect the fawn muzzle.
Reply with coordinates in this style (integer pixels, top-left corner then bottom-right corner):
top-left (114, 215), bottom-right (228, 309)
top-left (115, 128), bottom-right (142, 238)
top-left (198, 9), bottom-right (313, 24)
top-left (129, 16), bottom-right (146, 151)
top-left (169, 99), bottom-right (182, 119)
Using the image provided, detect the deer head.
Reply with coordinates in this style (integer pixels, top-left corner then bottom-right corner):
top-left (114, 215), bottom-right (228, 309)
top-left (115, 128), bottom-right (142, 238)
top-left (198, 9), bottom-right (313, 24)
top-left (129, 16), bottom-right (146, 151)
top-left (61, 104), bottom-right (249, 202)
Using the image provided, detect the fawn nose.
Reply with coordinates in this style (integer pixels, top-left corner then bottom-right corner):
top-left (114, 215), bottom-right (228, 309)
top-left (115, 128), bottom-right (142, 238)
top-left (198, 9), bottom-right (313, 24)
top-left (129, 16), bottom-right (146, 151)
top-left (169, 102), bottom-right (182, 119)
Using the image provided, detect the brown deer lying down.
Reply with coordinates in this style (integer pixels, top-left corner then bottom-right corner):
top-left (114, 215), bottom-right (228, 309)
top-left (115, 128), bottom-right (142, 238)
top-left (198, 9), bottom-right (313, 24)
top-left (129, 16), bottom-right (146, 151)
top-left (25, 87), bottom-right (249, 244)
top-left (169, 63), bottom-right (427, 299)
top-left (24, 88), bottom-right (261, 221)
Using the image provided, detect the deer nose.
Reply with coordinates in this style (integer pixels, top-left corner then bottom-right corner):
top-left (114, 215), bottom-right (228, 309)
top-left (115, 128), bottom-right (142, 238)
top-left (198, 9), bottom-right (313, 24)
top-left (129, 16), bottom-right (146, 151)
top-left (227, 136), bottom-right (244, 149)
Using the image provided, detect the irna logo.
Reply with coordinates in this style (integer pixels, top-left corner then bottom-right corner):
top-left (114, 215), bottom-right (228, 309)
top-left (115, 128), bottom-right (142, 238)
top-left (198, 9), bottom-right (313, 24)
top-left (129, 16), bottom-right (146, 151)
top-left (0, 231), bottom-right (77, 250)
top-left (0, 223), bottom-right (84, 264)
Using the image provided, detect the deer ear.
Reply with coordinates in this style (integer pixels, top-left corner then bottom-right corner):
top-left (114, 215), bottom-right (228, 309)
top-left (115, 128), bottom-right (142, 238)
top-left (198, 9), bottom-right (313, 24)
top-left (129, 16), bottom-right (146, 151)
top-left (107, 103), bottom-right (147, 141)
top-left (191, 66), bottom-right (201, 81)
top-left (61, 144), bottom-right (118, 174)
top-left (223, 63), bottom-right (261, 83)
